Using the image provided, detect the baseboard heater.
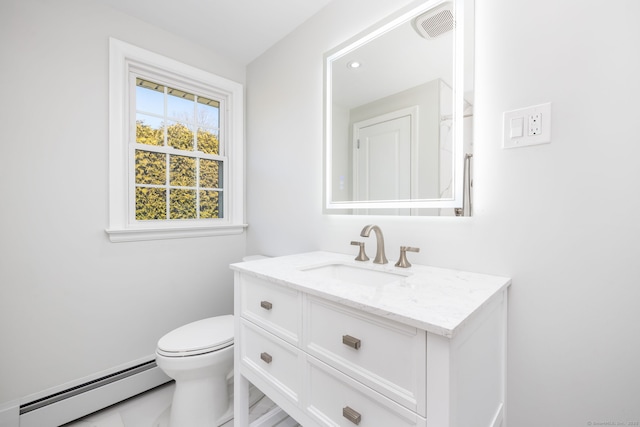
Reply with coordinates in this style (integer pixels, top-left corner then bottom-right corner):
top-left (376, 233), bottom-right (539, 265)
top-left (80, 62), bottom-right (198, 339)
top-left (18, 359), bottom-right (170, 427)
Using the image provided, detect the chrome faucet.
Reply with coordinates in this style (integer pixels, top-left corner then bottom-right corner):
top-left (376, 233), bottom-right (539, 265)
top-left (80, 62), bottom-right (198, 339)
top-left (360, 224), bottom-right (388, 264)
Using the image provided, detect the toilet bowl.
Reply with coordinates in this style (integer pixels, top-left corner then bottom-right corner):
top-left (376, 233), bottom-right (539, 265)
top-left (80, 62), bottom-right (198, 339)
top-left (156, 315), bottom-right (234, 427)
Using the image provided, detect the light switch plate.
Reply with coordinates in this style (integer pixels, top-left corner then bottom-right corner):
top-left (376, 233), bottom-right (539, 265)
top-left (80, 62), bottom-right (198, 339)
top-left (510, 117), bottom-right (524, 138)
top-left (503, 102), bottom-right (551, 149)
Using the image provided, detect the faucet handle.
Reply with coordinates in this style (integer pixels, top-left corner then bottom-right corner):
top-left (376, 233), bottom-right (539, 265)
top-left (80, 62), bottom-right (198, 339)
top-left (350, 241), bottom-right (370, 262)
top-left (395, 246), bottom-right (420, 268)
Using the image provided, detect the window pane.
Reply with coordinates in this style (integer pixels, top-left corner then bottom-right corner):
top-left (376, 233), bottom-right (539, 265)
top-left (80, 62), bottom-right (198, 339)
top-left (170, 189), bottom-right (196, 219)
top-left (136, 187), bottom-right (166, 220)
top-left (196, 97), bottom-right (219, 129)
top-left (136, 79), bottom-right (164, 115)
top-left (167, 121), bottom-right (194, 151)
top-left (197, 128), bottom-right (219, 154)
top-left (200, 190), bottom-right (220, 219)
top-left (200, 159), bottom-right (220, 188)
top-left (136, 115), bottom-right (164, 146)
top-left (135, 150), bottom-right (166, 185)
top-left (167, 87), bottom-right (194, 121)
top-left (170, 155), bottom-right (196, 187)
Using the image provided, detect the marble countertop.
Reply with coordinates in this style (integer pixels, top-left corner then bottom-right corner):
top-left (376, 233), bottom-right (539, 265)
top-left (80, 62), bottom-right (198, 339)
top-left (231, 251), bottom-right (511, 338)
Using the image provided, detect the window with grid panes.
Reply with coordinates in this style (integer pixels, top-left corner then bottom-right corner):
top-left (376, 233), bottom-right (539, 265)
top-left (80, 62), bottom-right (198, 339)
top-left (134, 78), bottom-right (223, 221)
top-left (107, 39), bottom-right (245, 242)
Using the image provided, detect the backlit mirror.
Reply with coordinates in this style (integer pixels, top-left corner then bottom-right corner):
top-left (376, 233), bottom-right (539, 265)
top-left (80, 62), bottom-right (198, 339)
top-left (324, 0), bottom-right (474, 215)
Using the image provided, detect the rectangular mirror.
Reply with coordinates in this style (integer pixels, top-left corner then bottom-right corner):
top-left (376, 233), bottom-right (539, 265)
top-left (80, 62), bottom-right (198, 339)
top-left (324, 0), bottom-right (474, 216)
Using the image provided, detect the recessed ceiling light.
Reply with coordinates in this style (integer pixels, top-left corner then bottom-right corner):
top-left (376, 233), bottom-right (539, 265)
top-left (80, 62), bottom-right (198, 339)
top-left (347, 61), bottom-right (362, 69)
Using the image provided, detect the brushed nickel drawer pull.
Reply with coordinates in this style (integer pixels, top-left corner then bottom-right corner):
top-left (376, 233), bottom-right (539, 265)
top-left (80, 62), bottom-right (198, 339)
top-left (342, 335), bottom-right (361, 350)
top-left (342, 406), bottom-right (361, 425)
top-left (260, 352), bottom-right (272, 364)
top-left (260, 300), bottom-right (273, 310)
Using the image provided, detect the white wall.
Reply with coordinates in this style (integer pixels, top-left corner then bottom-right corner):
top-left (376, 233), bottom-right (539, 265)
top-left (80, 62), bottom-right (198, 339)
top-left (246, 0), bottom-right (640, 425)
top-left (0, 0), bottom-right (246, 404)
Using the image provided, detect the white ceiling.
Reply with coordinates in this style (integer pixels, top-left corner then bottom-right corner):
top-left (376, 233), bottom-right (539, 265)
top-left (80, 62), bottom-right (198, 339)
top-left (332, 19), bottom-right (454, 108)
top-left (95, 0), bottom-right (334, 64)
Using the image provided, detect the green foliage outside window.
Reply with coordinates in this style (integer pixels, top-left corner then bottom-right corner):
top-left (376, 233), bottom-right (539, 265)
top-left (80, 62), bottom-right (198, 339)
top-left (197, 128), bottom-right (219, 154)
top-left (135, 187), bottom-right (166, 220)
top-left (135, 120), bottom-right (163, 146)
top-left (170, 189), bottom-right (197, 219)
top-left (200, 159), bottom-right (220, 188)
top-left (135, 151), bottom-right (165, 185)
top-left (135, 121), bottom-right (221, 220)
top-left (170, 155), bottom-right (196, 187)
top-left (199, 190), bottom-right (220, 219)
top-left (168, 123), bottom-right (194, 151)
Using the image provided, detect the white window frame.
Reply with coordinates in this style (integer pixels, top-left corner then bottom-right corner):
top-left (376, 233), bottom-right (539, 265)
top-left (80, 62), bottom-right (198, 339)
top-left (107, 38), bottom-right (245, 242)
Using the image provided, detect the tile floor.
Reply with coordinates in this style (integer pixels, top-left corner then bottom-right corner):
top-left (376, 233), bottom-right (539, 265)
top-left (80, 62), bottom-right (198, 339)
top-left (62, 382), bottom-right (299, 427)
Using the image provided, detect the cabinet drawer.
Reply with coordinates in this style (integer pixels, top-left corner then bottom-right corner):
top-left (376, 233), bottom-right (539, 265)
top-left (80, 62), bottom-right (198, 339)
top-left (306, 357), bottom-right (425, 427)
top-left (239, 275), bottom-right (301, 344)
top-left (239, 319), bottom-right (302, 405)
top-left (305, 297), bottom-right (426, 413)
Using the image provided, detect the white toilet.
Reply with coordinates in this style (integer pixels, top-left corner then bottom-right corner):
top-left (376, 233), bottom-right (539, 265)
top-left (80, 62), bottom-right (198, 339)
top-left (156, 315), bottom-right (235, 427)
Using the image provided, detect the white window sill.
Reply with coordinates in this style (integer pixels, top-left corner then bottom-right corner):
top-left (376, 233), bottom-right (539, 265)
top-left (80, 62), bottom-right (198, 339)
top-left (105, 224), bottom-right (247, 242)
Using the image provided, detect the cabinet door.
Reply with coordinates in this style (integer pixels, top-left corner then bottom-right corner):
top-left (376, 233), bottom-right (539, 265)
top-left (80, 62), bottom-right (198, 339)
top-left (306, 357), bottom-right (426, 427)
top-left (305, 296), bottom-right (426, 413)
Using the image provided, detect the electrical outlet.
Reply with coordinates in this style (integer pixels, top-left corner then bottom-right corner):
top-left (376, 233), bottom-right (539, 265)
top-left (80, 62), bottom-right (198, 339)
top-left (503, 103), bottom-right (551, 149)
top-left (528, 113), bottom-right (541, 136)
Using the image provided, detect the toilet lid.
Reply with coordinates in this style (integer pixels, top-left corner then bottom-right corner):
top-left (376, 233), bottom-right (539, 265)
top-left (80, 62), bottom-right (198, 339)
top-left (157, 315), bottom-right (234, 357)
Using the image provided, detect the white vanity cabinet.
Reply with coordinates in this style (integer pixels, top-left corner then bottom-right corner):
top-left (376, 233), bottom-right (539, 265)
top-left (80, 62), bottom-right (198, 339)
top-left (232, 252), bottom-right (511, 427)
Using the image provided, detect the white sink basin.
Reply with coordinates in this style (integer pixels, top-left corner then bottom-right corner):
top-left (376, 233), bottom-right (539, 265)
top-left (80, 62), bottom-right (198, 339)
top-left (301, 263), bottom-right (410, 286)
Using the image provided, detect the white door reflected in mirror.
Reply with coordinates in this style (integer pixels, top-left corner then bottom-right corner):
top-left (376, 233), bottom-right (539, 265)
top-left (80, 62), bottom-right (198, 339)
top-left (353, 109), bottom-right (413, 205)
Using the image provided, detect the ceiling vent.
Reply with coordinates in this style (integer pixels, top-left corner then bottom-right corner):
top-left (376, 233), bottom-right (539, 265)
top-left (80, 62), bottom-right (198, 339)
top-left (413, 2), bottom-right (454, 39)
